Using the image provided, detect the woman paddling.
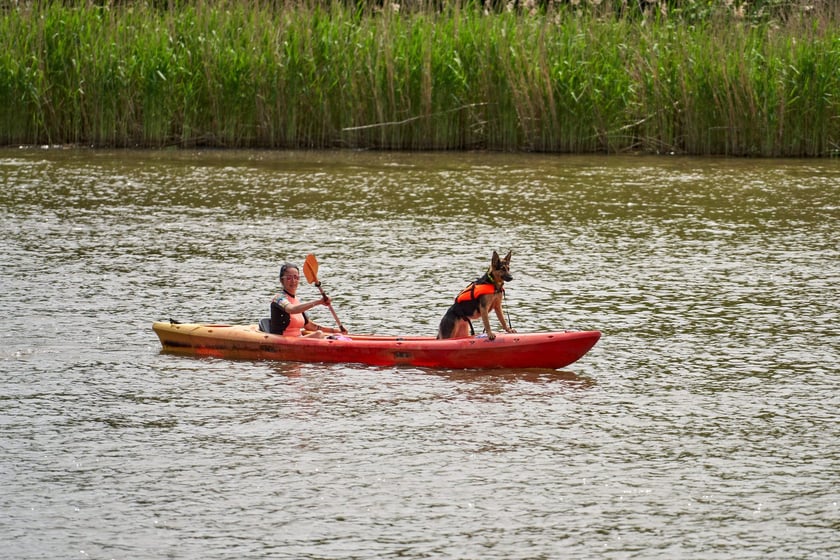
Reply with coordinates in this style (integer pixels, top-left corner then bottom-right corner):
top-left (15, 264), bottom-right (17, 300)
top-left (270, 262), bottom-right (344, 337)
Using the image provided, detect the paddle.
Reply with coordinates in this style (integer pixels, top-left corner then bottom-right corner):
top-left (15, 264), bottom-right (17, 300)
top-left (303, 253), bottom-right (346, 333)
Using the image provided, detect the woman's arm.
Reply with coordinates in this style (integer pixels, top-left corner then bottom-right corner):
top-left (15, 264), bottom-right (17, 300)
top-left (303, 318), bottom-right (342, 334)
top-left (283, 296), bottom-right (329, 315)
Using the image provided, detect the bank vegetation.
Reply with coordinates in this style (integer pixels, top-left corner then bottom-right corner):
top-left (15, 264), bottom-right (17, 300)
top-left (1, 1), bottom-right (837, 156)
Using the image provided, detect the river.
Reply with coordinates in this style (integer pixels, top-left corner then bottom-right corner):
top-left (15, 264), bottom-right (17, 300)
top-left (1, 148), bottom-right (837, 559)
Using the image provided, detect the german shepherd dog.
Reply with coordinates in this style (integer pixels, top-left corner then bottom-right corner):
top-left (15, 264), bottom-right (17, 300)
top-left (437, 251), bottom-right (516, 340)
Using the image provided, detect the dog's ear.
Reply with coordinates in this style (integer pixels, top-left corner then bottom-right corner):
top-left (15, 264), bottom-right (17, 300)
top-left (503, 250), bottom-right (512, 264)
top-left (491, 251), bottom-right (500, 267)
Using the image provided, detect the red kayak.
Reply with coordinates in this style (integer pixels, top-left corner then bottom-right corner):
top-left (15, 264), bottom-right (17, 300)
top-left (152, 321), bottom-right (600, 370)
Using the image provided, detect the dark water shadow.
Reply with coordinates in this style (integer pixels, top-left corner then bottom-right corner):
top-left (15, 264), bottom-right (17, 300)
top-left (414, 367), bottom-right (596, 388)
top-left (260, 359), bottom-right (595, 388)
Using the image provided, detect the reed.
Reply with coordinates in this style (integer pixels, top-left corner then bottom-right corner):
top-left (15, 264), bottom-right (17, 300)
top-left (0, 1), bottom-right (837, 155)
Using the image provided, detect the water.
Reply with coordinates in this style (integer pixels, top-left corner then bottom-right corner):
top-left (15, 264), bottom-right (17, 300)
top-left (1, 149), bottom-right (838, 559)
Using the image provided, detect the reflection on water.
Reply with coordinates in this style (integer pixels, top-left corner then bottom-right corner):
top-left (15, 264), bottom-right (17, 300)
top-left (1, 149), bottom-right (838, 559)
top-left (266, 361), bottom-right (307, 378)
top-left (421, 367), bottom-right (594, 387)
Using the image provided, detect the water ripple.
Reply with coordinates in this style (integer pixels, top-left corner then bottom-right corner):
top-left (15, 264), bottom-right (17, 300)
top-left (1, 149), bottom-right (837, 559)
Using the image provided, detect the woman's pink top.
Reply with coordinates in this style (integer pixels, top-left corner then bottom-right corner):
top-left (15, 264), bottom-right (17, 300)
top-left (281, 294), bottom-right (306, 336)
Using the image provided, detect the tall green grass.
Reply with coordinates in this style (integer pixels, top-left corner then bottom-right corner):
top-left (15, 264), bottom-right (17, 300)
top-left (0, 1), bottom-right (837, 155)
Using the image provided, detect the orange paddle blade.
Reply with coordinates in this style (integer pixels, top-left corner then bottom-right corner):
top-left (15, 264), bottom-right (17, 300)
top-left (303, 253), bottom-right (319, 284)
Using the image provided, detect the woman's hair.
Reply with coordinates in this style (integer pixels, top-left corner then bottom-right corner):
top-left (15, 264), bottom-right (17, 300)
top-left (279, 262), bottom-right (299, 279)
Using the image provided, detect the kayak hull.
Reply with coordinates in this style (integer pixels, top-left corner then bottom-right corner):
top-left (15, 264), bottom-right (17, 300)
top-left (152, 322), bottom-right (600, 370)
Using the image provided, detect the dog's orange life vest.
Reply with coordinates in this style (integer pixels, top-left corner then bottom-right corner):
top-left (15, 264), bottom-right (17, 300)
top-left (455, 282), bottom-right (502, 303)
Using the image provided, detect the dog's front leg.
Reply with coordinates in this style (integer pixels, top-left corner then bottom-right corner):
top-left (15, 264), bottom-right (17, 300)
top-left (480, 305), bottom-right (496, 340)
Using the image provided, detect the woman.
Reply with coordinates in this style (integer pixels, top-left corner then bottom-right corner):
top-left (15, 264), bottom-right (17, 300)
top-left (270, 262), bottom-right (342, 337)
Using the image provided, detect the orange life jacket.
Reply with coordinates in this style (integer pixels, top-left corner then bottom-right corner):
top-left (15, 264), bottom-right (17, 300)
top-left (455, 282), bottom-right (502, 304)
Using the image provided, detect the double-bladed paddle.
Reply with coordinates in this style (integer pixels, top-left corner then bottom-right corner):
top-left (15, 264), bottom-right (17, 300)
top-left (303, 253), bottom-right (346, 333)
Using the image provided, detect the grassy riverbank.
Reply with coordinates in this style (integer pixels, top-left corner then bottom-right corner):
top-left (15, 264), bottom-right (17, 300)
top-left (1, 1), bottom-right (838, 156)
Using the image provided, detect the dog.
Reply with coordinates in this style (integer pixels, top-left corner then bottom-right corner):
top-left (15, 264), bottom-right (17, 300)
top-left (437, 251), bottom-right (516, 340)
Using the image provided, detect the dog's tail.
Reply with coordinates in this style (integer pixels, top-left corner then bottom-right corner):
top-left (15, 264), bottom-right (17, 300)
top-left (437, 314), bottom-right (454, 339)
top-left (437, 315), bottom-right (474, 339)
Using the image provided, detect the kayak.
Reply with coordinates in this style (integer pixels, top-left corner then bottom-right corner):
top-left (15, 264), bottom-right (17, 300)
top-left (152, 321), bottom-right (601, 370)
